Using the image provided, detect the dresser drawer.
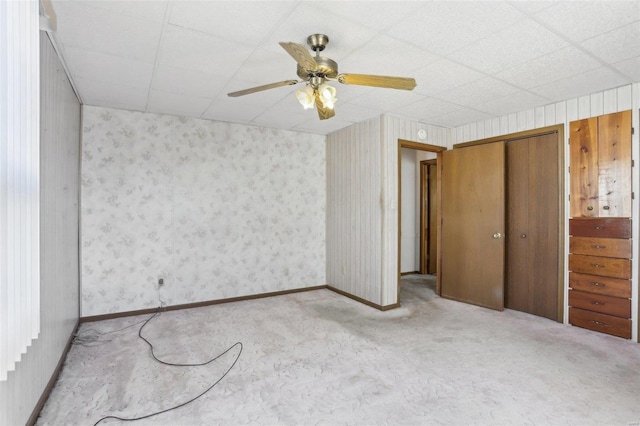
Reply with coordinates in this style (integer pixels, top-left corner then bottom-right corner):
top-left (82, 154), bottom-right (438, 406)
top-left (569, 290), bottom-right (630, 318)
top-left (569, 218), bottom-right (631, 239)
top-left (569, 236), bottom-right (631, 258)
top-left (569, 272), bottom-right (631, 298)
top-left (569, 307), bottom-right (631, 339)
top-left (568, 254), bottom-right (631, 279)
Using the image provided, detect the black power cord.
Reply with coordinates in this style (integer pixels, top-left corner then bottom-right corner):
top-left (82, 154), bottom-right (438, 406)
top-left (93, 309), bottom-right (243, 425)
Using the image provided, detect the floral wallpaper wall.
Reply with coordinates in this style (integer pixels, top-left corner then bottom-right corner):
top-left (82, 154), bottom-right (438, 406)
top-left (81, 106), bottom-right (326, 316)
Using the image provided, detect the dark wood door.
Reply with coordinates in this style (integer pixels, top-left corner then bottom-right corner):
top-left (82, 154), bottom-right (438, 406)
top-left (506, 133), bottom-right (560, 320)
top-left (441, 142), bottom-right (505, 311)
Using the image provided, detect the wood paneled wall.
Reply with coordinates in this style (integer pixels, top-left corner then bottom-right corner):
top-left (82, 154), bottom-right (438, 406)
top-left (326, 117), bottom-right (383, 304)
top-left (451, 83), bottom-right (640, 340)
top-left (326, 116), bottom-right (449, 306)
top-left (0, 33), bottom-right (81, 425)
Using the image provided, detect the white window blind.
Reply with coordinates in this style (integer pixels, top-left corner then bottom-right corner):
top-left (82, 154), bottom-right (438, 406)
top-left (0, 0), bottom-right (40, 381)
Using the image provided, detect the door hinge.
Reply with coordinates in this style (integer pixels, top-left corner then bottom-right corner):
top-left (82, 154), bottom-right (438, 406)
top-left (568, 166), bottom-right (570, 173)
top-left (568, 138), bottom-right (570, 145)
top-left (632, 160), bottom-right (635, 167)
top-left (568, 194), bottom-right (571, 201)
top-left (632, 127), bottom-right (635, 135)
top-left (633, 192), bottom-right (635, 200)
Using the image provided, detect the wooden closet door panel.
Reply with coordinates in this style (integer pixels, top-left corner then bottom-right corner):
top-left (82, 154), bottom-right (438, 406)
top-left (570, 117), bottom-right (598, 218)
top-left (441, 142), bottom-right (505, 311)
top-left (528, 133), bottom-right (560, 320)
top-left (506, 139), bottom-right (529, 312)
top-left (598, 110), bottom-right (632, 217)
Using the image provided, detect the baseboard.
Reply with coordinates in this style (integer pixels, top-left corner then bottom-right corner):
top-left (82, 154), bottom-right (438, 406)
top-left (80, 285), bottom-right (329, 323)
top-left (27, 319), bottom-right (80, 426)
top-left (327, 286), bottom-right (400, 311)
top-left (400, 271), bottom-right (420, 276)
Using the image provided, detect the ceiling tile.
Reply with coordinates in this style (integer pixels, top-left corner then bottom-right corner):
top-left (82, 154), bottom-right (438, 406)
top-left (52, 1), bottom-right (162, 63)
top-left (202, 99), bottom-right (264, 124)
top-left (580, 21), bottom-right (640, 64)
top-left (449, 19), bottom-right (569, 74)
top-left (151, 64), bottom-right (228, 98)
top-left (613, 56), bottom-right (640, 81)
top-left (395, 97), bottom-right (462, 121)
top-left (531, 66), bottom-right (632, 102)
top-left (232, 47), bottom-right (300, 84)
top-left (74, 77), bottom-right (148, 111)
top-left (534, 1), bottom-right (640, 42)
top-left (495, 45), bottom-right (601, 89)
top-left (475, 91), bottom-right (549, 116)
top-left (159, 25), bottom-right (254, 77)
top-left (76, 0), bottom-right (169, 23)
top-left (349, 89), bottom-right (425, 111)
top-left (427, 108), bottom-right (496, 128)
top-left (412, 59), bottom-right (485, 96)
top-left (331, 102), bottom-right (385, 124)
top-left (310, 1), bottom-right (421, 31)
top-left (63, 46), bottom-right (154, 89)
top-left (387, 1), bottom-right (526, 55)
top-left (168, 1), bottom-right (298, 46)
top-left (436, 77), bottom-right (521, 107)
top-left (147, 90), bottom-right (212, 117)
top-left (507, 1), bottom-right (557, 15)
top-left (251, 107), bottom-right (311, 130)
top-left (340, 34), bottom-right (440, 76)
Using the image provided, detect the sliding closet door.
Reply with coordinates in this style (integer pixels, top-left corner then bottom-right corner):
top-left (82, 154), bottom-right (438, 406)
top-left (441, 142), bottom-right (505, 311)
top-left (506, 133), bottom-right (559, 320)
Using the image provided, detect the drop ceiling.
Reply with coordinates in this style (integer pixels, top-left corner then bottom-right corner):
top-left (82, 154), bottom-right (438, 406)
top-left (48, 0), bottom-right (640, 135)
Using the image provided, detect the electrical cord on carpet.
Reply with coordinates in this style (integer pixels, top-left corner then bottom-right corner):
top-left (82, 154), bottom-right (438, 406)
top-left (92, 308), bottom-right (243, 425)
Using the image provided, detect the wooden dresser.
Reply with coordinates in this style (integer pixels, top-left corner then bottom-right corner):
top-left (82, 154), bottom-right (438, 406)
top-left (569, 218), bottom-right (631, 338)
top-left (568, 110), bottom-right (633, 339)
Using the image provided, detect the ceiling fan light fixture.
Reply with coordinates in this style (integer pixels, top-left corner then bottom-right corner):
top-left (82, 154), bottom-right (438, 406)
top-left (296, 86), bottom-right (315, 110)
top-left (318, 83), bottom-right (337, 109)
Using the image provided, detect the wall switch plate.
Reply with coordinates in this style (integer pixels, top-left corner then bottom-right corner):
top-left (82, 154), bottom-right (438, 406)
top-left (158, 277), bottom-right (164, 287)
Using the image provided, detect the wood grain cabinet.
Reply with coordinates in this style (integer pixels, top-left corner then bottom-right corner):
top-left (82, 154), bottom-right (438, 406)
top-left (570, 110), bottom-right (632, 218)
top-left (568, 110), bottom-right (633, 339)
top-left (568, 218), bottom-right (632, 339)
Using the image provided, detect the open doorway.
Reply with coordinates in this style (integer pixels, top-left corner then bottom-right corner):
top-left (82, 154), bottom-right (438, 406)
top-left (397, 139), bottom-right (446, 304)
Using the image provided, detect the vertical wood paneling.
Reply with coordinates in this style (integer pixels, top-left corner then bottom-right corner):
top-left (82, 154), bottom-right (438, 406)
top-left (327, 117), bottom-right (383, 304)
top-left (449, 82), bottom-right (639, 339)
top-left (0, 33), bottom-right (80, 426)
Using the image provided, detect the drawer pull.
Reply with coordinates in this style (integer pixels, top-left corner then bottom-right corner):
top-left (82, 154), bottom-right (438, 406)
top-left (590, 263), bottom-right (605, 268)
top-left (590, 301), bottom-right (604, 306)
top-left (589, 282), bottom-right (605, 287)
top-left (603, 206), bottom-right (610, 210)
top-left (590, 320), bottom-right (606, 326)
top-left (591, 245), bottom-right (606, 249)
top-left (593, 226), bottom-right (605, 230)
top-left (587, 206), bottom-right (594, 211)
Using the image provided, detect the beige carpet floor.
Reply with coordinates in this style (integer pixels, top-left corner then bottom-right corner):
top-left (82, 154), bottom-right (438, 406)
top-left (37, 275), bottom-right (640, 425)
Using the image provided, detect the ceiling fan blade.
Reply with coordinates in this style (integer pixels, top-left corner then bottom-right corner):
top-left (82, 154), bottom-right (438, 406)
top-left (337, 73), bottom-right (417, 90)
top-left (279, 41), bottom-right (318, 71)
top-left (315, 91), bottom-right (335, 120)
top-left (227, 80), bottom-right (299, 97)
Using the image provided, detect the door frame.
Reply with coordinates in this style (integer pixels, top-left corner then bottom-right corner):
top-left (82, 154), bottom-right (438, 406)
top-left (453, 124), bottom-right (565, 322)
top-left (397, 139), bottom-right (447, 303)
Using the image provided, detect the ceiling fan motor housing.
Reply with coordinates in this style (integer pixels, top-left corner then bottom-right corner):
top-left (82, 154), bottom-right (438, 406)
top-left (296, 56), bottom-right (338, 80)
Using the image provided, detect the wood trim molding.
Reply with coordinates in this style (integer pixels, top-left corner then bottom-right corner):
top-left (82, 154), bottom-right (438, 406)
top-left (400, 271), bottom-right (420, 276)
top-left (399, 139), bottom-right (447, 152)
top-left (27, 319), bottom-right (80, 426)
top-left (328, 285), bottom-right (400, 311)
top-left (453, 125), bottom-right (563, 149)
top-left (81, 285), bottom-right (328, 323)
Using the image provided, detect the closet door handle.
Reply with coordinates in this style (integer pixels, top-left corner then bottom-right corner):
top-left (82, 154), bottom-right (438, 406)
top-left (521, 234), bottom-right (527, 238)
top-left (590, 301), bottom-right (604, 306)
top-left (589, 282), bottom-right (605, 287)
top-left (590, 263), bottom-right (605, 268)
top-left (594, 226), bottom-right (605, 230)
top-left (603, 206), bottom-right (610, 210)
top-left (590, 320), bottom-right (606, 326)
top-left (591, 245), bottom-right (606, 249)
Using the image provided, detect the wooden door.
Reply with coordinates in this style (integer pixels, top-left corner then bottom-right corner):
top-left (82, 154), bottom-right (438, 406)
top-left (428, 163), bottom-right (438, 274)
top-left (506, 134), bottom-right (559, 320)
top-left (441, 142), bottom-right (505, 311)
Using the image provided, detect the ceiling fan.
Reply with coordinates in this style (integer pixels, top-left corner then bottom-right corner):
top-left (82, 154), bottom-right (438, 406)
top-left (227, 34), bottom-right (417, 120)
